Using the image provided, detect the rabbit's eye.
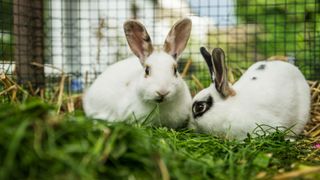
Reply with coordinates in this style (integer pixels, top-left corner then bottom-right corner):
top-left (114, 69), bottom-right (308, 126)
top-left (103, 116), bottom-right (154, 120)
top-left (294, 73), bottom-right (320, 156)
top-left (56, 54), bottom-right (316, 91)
top-left (173, 65), bottom-right (178, 77)
top-left (194, 102), bottom-right (207, 114)
top-left (192, 96), bottom-right (213, 118)
top-left (145, 66), bottom-right (150, 77)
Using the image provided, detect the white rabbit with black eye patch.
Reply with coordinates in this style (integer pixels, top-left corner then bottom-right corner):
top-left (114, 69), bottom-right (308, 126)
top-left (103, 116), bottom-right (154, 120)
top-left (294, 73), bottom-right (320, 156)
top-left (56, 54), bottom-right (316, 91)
top-left (83, 18), bottom-right (193, 129)
top-left (190, 47), bottom-right (310, 139)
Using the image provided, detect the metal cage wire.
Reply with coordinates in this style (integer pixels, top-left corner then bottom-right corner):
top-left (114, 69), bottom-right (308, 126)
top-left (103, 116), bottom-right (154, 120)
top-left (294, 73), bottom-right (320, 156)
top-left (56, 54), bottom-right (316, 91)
top-left (0, 0), bottom-right (319, 94)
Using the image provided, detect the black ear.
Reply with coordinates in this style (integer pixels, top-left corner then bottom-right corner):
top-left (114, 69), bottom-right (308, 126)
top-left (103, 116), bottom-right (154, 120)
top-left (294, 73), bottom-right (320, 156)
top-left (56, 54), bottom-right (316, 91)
top-left (200, 47), bottom-right (214, 82)
top-left (211, 48), bottom-right (235, 98)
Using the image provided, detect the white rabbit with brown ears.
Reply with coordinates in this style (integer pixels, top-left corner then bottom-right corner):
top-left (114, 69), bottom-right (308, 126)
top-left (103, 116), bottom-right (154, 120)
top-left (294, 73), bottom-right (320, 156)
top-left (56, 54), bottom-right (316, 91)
top-left (190, 47), bottom-right (310, 139)
top-left (83, 18), bottom-right (193, 129)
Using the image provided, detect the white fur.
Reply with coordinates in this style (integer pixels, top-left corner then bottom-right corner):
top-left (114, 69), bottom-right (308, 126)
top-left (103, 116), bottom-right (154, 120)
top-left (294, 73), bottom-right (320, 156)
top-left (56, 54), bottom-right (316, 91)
top-left (191, 60), bottom-right (310, 139)
top-left (83, 18), bottom-right (193, 128)
top-left (83, 51), bottom-right (192, 128)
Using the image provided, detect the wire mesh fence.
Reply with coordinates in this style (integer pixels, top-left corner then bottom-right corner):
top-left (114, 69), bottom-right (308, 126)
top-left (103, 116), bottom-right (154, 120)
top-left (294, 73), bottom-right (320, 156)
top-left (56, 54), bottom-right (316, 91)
top-left (1, 0), bottom-right (320, 95)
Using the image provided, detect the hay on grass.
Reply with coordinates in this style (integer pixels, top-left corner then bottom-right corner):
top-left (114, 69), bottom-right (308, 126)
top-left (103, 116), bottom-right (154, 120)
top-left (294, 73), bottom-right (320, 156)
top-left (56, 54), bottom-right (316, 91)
top-left (0, 80), bottom-right (320, 179)
top-left (304, 81), bottom-right (320, 142)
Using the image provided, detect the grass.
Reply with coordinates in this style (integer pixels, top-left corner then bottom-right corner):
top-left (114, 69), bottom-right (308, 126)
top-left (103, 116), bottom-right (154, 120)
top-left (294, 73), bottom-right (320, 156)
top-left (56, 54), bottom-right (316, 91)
top-left (0, 98), bottom-right (320, 180)
top-left (1, 68), bottom-right (320, 179)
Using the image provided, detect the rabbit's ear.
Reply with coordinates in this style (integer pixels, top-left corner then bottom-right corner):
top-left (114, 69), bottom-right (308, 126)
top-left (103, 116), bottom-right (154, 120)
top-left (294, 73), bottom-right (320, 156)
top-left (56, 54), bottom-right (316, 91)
top-left (211, 48), bottom-right (236, 98)
top-left (200, 47), bottom-right (214, 82)
top-left (124, 20), bottom-right (153, 63)
top-left (163, 18), bottom-right (192, 59)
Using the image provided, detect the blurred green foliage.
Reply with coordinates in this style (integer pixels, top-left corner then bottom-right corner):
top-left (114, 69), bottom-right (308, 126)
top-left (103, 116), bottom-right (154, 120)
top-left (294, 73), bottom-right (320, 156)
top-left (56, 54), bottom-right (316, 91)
top-left (0, 33), bottom-right (12, 61)
top-left (0, 0), bottom-right (13, 61)
top-left (235, 0), bottom-right (320, 80)
top-left (0, 0), bottom-right (12, 32)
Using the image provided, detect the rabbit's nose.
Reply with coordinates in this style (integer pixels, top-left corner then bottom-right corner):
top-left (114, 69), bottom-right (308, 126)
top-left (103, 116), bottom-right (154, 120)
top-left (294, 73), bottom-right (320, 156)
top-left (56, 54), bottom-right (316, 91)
top-left (155, 90), bottom-right (170, 103)
top-left (156, 90), bottom-right (169, 98)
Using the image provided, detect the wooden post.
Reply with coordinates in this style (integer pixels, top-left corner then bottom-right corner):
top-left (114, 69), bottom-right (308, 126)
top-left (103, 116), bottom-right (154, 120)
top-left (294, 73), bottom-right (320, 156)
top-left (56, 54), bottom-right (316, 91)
top-left (13, 0), bottom-right (45, 92)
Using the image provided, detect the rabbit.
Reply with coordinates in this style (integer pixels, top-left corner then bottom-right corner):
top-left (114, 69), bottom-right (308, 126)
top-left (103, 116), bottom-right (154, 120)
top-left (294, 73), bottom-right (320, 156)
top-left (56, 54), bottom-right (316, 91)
top-left (190, 47), bottom-right (310, 139)
top-left (83, 18), bottom-right (193, 129)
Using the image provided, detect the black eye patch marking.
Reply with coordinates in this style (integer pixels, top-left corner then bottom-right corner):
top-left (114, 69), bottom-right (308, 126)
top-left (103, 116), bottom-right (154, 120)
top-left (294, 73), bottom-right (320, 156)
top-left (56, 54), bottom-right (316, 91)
top-left (252, 77), bottom-right (257, 80)
top-left (192, 96), bottom-right (213, 119)
top-left (256, 64), bottom-right (266, 70)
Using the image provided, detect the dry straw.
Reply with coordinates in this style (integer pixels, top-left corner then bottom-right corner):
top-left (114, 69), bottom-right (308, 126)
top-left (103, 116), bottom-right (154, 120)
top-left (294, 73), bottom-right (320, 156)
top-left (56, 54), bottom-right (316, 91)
top-left (0, 60), bottom-right (320, 141)
top-left (304, 81), bottom-right (320, 141)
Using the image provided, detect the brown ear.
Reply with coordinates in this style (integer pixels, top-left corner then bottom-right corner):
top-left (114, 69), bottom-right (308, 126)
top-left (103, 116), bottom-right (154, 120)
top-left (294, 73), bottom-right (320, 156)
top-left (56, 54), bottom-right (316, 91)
top-left (163, 18), bottom-right (192, 59)
top-left (123, 20), bottom-right (153, 63)
top-left (211, 48), bottom-right (236, 98)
